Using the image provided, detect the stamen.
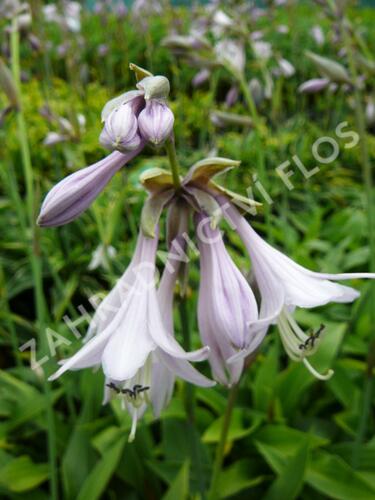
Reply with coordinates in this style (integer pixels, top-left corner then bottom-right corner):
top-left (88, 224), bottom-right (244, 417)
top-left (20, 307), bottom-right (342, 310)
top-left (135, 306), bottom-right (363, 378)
top-left (128, 409), bottom-right (138, 442)
top-left (303, 359), bottom-right (334, 381)
top-left (278, 309), bottom-right (333, 380)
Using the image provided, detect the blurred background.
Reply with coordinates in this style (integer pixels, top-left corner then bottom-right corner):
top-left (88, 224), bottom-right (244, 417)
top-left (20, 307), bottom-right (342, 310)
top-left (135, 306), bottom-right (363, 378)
top-left (0, 1), bottom-right (375, 499)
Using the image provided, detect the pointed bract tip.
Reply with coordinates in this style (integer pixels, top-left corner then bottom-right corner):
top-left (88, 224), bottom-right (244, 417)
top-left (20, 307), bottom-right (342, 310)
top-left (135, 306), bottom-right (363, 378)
top-left (129, 62), bottom-right (153, 81)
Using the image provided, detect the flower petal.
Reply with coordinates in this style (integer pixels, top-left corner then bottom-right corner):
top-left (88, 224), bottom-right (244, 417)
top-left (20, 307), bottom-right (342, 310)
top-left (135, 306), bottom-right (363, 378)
top-left (150, 356), bottom-right (175, 417)
top-left (48, 327), bottom-right (113, 380)
top-left (222, 202), bottom-right (369, 309)
top-left (101, 295), bottom-right (156, 381)
top-left (157, 349), bottom-right (215, 388)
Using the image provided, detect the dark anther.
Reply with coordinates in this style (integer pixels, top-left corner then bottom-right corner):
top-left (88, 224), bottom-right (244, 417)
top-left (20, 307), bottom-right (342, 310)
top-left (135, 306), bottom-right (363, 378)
top-left (298, 324), bottom-right (325, 351)
top-left (106, 382), bottom-right (121, 394)
top-left (120, 385), bottom-right (151, 398)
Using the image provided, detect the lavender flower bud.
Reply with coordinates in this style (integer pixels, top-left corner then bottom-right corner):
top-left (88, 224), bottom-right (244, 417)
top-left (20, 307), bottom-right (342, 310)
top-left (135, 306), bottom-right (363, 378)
top-left (38, 149), bottom-right (142, 227)
top-left (298, 78), bottom-right (329, 94)
top-left (225, 86), bottom-right (239, 107)
top-left (138, 101), bottom-right (174, 145)
top-left (278, 58), bottom-right (295, 78)
top-left (311, 25), bottom-right (325, 46)
top-left (306, 51), bottom-right (351, 84)
top-left (253, 40), bottom-right (272, 60)
top-left (99, 103), bottom-right (141, 152)
top-left (192, 69), bottom-right (210, 88)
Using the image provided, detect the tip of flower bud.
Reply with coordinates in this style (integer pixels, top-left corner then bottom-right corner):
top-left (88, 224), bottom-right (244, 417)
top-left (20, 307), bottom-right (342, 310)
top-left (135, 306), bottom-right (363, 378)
top-left (129, 62), bottom-right (153, 81)
top-left (137, 75), bottom-right (170, 101)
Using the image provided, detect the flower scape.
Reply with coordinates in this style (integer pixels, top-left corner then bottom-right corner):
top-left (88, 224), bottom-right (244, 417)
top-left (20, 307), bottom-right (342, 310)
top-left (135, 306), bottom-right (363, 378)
top-left (39, 64), bottom-right (375, 442)
top-left (3, 2), bottom-right (375, 498)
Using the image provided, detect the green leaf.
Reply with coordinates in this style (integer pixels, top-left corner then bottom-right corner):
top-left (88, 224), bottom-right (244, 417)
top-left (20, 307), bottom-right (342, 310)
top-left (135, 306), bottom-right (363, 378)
top-left (77, 435), bottom-right (127, 500)
top-left (306, 451), bottom-right (375, 499)
top-left (62, 370), bottom-right (104, 500)
top-left (264, 440), bottom-right (309, 500)
top-left (203, 409), bottom-right (263, 444)
top-left (0, 456), bottom-right (48, 493)
top-left (162, 461), bottom-right (190, 500)
top-left (0, 370), bottom-right (47, 434)
top-left (217, 459), bottom-right (265, 498)
top-left (253, 345), bottom-right (279, 412)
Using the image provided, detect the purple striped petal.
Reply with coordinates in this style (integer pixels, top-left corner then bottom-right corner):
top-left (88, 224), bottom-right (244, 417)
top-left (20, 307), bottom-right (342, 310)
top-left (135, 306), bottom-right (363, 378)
top-left (38, 147), bottom-right (143, 227)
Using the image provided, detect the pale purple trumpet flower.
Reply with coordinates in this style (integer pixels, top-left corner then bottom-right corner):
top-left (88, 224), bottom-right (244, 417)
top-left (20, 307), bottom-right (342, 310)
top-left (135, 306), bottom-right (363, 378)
top-left (220, 201), bottom-right (375, 379)
top-left (215, 39), bottom-right (245, 75)
top-left (50, 229), bottom-right (213, 441)
top-left (195, 214), bottom-right (264, 386)
top-left (43, 2), bottom-right (81, 33)
top-left (37, 147), bottom-right (143, 227)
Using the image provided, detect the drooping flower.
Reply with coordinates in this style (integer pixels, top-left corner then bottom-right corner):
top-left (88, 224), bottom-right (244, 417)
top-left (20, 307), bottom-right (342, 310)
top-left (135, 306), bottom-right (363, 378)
top-left (215, 39), bottom-right (246, 75)
top-left (219, 200), bottom-right (375, 379)
top-left (43, 2), bottom-right (81, 33)
top-left (50, 229), bottom-right (213, 440)
top-left (195, 213), bottom-right (264, 385)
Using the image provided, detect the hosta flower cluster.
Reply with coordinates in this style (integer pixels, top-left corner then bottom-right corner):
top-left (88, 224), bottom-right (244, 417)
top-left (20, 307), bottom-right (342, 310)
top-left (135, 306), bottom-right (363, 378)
top-left (40, 65), bottom-right (375, 440)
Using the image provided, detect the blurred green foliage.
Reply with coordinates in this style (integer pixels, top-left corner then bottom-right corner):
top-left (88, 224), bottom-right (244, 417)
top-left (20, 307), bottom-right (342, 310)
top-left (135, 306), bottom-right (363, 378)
top-left (0, 2), bottom-right (375, 499)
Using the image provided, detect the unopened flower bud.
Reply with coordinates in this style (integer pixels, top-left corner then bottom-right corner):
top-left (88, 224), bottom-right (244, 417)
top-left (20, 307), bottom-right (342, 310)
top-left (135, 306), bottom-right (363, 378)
top-left (225, 86), bottom-right (239, 107)
top-left (278, 58), bottom-right (295, 78)
top-left (306, 51), bottom-right (351, 84)
top-left (138, 101), bottom-right (174, 145)
top-left (38, 150), bottom-right (142, 227)
top-left (192, 68), bottom-right (210, 87)
top-left (298, 78), bottom-right (329, 94)
top-left (100, 103), bottom-right (141, 152)
top-left (137, 75), bottom-right (170, 101)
